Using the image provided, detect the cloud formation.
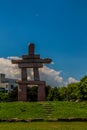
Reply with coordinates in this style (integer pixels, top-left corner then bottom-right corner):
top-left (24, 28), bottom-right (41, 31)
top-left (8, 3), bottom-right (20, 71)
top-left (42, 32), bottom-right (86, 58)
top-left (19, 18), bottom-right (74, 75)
top-left (0, 57), bottom-right (78, 86)
top-left (68, 77), bottom-right (79, 84)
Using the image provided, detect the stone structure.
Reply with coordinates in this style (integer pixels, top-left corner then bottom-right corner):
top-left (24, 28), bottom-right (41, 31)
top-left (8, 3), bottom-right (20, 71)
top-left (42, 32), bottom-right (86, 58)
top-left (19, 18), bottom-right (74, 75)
top-left (12, 43), bottom-right (52, 101)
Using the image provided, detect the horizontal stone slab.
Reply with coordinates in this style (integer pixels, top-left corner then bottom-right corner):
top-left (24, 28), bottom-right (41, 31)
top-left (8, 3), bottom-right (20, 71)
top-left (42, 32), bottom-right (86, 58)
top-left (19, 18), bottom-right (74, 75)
top-left (12, 59), bottom-right (22, 64)
top-left (22, 54), bottom-right (40, 59)
top-left (12, 58), bottom-right (52, 64)
top-left (18, 80), bottom-right (46, 85)
top-left (18, 63), bottom-right (43, 68)
top-left (21, 58), bottom-right (52, 63)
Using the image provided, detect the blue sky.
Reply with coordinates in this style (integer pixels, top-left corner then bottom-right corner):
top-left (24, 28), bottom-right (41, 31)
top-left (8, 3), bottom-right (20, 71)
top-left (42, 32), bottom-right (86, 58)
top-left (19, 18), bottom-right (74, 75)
top-left (0, 0), bottom-right (87, 81)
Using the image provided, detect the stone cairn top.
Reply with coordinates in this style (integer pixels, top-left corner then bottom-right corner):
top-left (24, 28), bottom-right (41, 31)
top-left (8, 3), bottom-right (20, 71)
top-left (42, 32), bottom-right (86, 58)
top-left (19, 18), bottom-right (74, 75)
top-left (12, 43), bottom-right (52, 69)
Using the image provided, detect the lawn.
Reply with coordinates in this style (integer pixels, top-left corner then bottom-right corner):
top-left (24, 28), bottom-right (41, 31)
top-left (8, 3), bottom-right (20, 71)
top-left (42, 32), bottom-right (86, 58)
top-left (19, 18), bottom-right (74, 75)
top-left (49, 101), bottom-right (87, 118)
top-left (0, 102), bottom-right (46, 119)
top-left (0, 122), bottom-right (87, 130)
top-left (0, 101), bottom-right (87, 119)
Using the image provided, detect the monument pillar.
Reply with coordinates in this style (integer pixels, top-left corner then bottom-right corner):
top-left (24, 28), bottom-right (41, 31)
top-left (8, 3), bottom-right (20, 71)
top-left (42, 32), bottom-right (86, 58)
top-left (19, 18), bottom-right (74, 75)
top-left (18, 84), bottom-right (27, 101)
top-left (29, 43), bottom-right (34, 55)
top-left (38, 83), bottom-right (46, 101)
top-left (33, 68), bottom-right (40, 81)
top-left (21, 68), bottom-right (27, 81)
top-left (18, 68), bottom-right (27, 101)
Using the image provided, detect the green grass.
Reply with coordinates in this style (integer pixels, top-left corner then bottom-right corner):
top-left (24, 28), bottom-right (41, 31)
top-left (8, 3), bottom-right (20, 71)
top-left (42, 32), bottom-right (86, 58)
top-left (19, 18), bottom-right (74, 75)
top-left (0, 101), bottom-right (87, 119)
top-left (49, 101), bottom-right (87, 118)
top-left (0, 102), bottom-right (46, 119)
top-left (0, 122), bottom-right (87, 130)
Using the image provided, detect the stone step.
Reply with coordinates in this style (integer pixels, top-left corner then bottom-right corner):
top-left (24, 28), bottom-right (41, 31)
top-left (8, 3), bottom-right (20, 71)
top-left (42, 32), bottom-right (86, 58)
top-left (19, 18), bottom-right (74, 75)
top-left (44, 106), bottom-right (52, 108)
top-left (43, 104), bottom-right (53, 118)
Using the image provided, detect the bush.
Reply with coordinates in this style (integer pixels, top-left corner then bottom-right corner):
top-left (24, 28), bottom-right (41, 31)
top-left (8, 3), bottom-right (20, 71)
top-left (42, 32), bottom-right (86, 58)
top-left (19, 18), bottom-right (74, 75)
top-left (8, 87), bottom-right (18, 101)
top-left (0, 92), bottom-right (8, 102)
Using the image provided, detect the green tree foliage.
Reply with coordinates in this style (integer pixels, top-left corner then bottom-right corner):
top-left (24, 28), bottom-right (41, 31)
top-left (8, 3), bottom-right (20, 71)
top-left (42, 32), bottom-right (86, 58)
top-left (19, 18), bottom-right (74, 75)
top-left (45, 85), bottom-right (51, 100)
top-left (58, 87), bottom-right (68, 101)
top-left (8, 87), bottom-right (18, 101)
top-left (67, 83), bottom-right (79, 101)
top-left (0, 92), bottom-right (8, 102)
top-left (78, 76), bottom-right (87, 100)
top-left (47, 87), bottom-right (59, 101)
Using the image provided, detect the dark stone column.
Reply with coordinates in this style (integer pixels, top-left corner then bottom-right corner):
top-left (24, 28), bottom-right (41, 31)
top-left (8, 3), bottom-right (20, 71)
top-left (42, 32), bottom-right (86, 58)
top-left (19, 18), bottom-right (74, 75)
top-left (38, 84), bottom-right (46, 101)
top-left (33, 68), bottom-right (40, 81)
top-left (18, 68), bottom-right (27, 101)
top-left (29, 43), bottom-right (35, 55)
top-left (21, 68), bottom-right (27, 81)
top-left (18, 84), bottom-right (27, 101)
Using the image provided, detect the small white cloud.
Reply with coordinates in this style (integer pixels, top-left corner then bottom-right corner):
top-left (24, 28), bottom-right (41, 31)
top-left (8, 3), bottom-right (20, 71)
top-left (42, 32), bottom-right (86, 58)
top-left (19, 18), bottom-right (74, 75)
top-left (68, 77), bottom-right (79, 84)
top-left (7, 56), bottom-right (21, 60)
top-left (51, 62), bottom-right (54, 65)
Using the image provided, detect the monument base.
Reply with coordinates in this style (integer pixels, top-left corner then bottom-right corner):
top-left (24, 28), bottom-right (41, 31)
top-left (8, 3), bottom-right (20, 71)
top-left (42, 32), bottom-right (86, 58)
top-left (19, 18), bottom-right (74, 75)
top-left (18, 80), bottom-right (46, 101)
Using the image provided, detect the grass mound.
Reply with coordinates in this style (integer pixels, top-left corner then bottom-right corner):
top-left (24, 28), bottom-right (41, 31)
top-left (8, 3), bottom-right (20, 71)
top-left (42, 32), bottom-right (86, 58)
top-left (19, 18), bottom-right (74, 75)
top-left (0, 101), bottom-right (87, 120)
top-left (0, 102), bottom-right (46, 119)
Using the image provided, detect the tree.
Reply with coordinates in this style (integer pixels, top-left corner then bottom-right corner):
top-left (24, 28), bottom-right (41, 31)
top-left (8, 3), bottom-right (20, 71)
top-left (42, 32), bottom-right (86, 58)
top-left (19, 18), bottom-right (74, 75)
top-left (67, 83), bottom-right (79, 101)
top-left (8, 87), bottom-right (18, 101)
top-left (78, 76), bottom-right (87, 100)
top-left (45, 85), bottom-right (51, 100)
top-left (47, 87), bottom-right (59, 101)
top-left (0, 92), bottom-right (8, 102)
top-left (58, 86), bottom-right (67, 101)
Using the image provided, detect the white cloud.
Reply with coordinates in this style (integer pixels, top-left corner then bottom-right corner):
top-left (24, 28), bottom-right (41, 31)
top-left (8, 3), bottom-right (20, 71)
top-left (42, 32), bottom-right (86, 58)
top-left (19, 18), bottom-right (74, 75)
top-left (51, 62), bottom-right (54, 65)
top-left (68, 77), bottom-right (79, 84)
top-left (0, 57), bottom-right (78, 86)
top-left (0, 57), bottom-right (20, 79)
top-left (39, 66), bottom-right (64, 86)
top-left (7, 56), bottom-right (21, 60)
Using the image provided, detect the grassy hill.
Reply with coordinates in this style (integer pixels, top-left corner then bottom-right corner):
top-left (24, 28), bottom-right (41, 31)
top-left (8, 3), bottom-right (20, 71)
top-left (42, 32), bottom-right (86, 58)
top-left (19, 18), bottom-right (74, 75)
top-left (0, 101), bottom-right (87, 119)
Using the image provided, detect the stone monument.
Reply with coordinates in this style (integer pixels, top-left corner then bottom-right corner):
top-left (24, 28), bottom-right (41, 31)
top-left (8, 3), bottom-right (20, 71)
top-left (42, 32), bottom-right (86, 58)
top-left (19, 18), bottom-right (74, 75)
top-left (12, 43), bottom-right (52, 101)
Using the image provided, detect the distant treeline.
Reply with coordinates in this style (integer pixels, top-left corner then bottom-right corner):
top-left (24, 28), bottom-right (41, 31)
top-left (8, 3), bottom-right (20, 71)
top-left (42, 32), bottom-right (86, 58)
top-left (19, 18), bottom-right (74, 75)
top-left (0, 76), bottom-right (87, 102)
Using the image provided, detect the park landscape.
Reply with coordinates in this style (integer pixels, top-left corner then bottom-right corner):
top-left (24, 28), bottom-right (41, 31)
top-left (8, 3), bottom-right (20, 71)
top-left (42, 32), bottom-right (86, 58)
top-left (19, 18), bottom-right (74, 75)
top-left (0, 37), bottom-right (87, 130)
top-left (0, 39), bottom-right (87, 130)
top-left (0, 43), bottom-right (87, 129)
top-left (0, 0), bottom-right (87, 130)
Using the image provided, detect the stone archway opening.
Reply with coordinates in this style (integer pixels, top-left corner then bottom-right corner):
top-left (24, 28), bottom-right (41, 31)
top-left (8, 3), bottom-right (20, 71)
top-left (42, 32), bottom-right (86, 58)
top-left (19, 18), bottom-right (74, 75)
top-left (27, 85), bottom-right (38, 102)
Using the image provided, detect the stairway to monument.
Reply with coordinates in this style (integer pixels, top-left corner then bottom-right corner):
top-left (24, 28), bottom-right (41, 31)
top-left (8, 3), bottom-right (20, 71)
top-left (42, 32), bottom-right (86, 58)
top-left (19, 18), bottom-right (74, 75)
top-left (42, 102), bottom-right (53, 119)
